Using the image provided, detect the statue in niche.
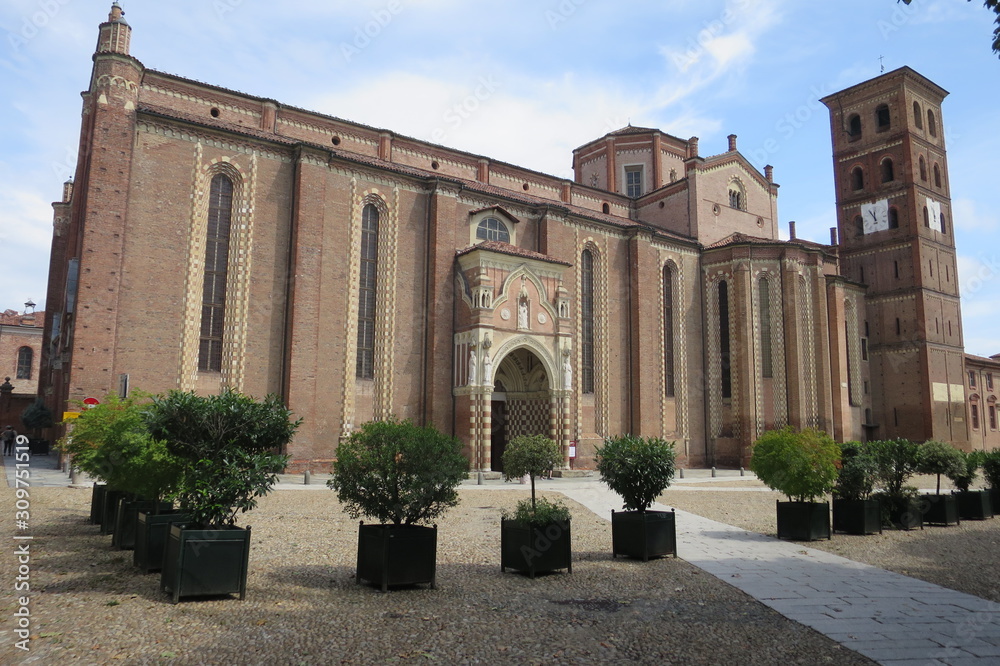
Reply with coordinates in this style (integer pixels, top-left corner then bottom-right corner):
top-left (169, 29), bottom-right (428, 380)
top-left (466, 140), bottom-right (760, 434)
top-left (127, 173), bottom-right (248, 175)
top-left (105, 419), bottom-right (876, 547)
top-left (468, 349), bottom-right (477, 386)
top-left (483, 351), bottom-right (493, 387)
top-left (518, 299), bottom-right (528, 329)
top-left (563, 354), bottom-right (572, 390)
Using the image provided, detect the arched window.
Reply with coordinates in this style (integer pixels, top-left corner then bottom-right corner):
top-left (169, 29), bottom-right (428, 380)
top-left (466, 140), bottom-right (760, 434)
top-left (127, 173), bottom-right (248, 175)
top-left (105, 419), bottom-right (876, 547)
top-left (728, 180), bottom-right (745, 210)
top-left (581, 249), bottom-right (595, 394)
top-left (889, 207), bottom-right (899, 229)
top-left (928, 109), bottom-right (937, 137)
top-left (663, 265), bottom-right (675, 398)
top-left (851, 166), bottom-right (864, 191)
top-left (880, 157), bottom-right (894, 183)
top-left (198, 173), bottom-right (234, 372)
top-left (356, 204), bottom-right (379, 379)
top-left (940, 213), bottom-right (947, 235)
top-left (919, 156), bottom-right (927, 181)
top-left (759, 277), bottom-right (773, 379)
top-left (854, 215), bottom-right (864, 237)
top-left (476, 217), bottom-right (509, 243)
top-left (16, 346), bottom-right (32, 379)
top-left (933, 164), bottom-right (941, 188)
top-left (875, 104), bottom-right (890, 131)
top-left (923, 206), bottom-right (930, 228)
top-left (719, 281), bottom-right (732, 399)
top-left (847, 114), bottom-right (862, 139)
top-left (913, 101), bottom-right (923, 129)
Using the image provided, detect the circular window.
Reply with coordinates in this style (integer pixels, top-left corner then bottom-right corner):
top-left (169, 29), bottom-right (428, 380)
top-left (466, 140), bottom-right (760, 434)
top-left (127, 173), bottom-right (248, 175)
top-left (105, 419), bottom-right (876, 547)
top-left (210, 107), bottom-right (220, 118)
top-left (658, 201), bottom-right (665, 209)
top-left (522, 183), bottom-right (529, 191)
top-left (332, 136), bottom-right (341, 146)
top-left (756, 217), bottom-right (765, 228)
top-left (713, 204), bottom-right (721, 216)
top-left (431, 160), bottom-right (440, 170)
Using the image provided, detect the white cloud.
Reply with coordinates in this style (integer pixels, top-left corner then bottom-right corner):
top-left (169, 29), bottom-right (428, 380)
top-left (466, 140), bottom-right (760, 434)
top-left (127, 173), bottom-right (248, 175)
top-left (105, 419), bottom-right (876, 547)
top-left (953, 198), bottom-right (999, 232)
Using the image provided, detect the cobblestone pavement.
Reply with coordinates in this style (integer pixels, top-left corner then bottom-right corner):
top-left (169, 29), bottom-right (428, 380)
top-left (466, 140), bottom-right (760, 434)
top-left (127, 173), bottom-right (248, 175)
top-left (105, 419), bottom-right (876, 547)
top-left (3, 454), bottom-right (997, 664)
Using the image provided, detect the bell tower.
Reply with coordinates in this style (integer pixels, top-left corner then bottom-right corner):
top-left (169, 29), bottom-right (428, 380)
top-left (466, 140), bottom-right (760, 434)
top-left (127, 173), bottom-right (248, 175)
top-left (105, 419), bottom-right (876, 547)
top-left (822, 67), bottom-right (968, 447)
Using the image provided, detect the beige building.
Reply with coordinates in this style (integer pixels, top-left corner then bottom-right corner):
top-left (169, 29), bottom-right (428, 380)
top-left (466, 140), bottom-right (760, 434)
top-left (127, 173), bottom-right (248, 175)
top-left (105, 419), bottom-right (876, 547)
top-left (38, 5), bottom-right (993, 472)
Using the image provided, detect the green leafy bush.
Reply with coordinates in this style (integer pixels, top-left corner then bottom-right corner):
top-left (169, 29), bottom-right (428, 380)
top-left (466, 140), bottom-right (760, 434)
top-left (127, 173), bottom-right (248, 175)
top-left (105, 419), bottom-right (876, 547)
top-left (983, 449), bottom-right (1000, 489)
top-left (868, 438), bottom-right (920, 497)
top-left (947, 449), bottom-right (984, 493)
top-left (21, 398), bottom-right (54, 430)
top-left (916, 440), bottom-right (965, 495)
top-left (596, 435), bottom-right (676, 512)
top-left (502, 434), bottom-right (568, 525)
top-left (502, 496), bottom-right (569, 526)
top-left (329, 418), bottom-right (468, 526)
top-left (749, 427), bottom-right (839, 503)
top-left (145, 389), bottom-right (298, 528)
top-left (834, 441), bottom-right (876, 501)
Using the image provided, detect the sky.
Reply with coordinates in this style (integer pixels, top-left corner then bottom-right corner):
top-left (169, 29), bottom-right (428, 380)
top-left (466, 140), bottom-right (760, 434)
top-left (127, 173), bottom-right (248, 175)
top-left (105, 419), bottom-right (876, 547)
top-left (1, 0), bottom-right (998, 356)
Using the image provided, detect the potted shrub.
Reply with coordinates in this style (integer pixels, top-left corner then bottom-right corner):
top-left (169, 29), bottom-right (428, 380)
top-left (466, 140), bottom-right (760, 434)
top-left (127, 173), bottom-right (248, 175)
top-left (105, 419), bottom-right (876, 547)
top-left (832, 442), bottom-right (881, 535)
top-left (58, 395), bottom-right (133, 532)
top-left (595, 434), bottom-right (677, 560)
top-left (948, 450), bottom-right (992, 520)
top-left (916, 440), bottom-right (963, 526)
top-left (983, 449), bottom-right (1000, 515)
top-left (328, 418), bottom-right (468, 592)
top-left (500, 434), bottom-right (572, 577)
top-left (749, 427), bottom-right (838, 541)
top-left (869, 438), bottom-right (923, 529)
top-left (145, 389), bottom-right (297, 603)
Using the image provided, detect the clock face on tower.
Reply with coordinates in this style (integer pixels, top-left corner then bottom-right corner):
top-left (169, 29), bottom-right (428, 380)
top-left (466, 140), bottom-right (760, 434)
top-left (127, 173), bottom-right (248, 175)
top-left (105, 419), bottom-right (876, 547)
top-left (861, 199), bottom-right (889, 234)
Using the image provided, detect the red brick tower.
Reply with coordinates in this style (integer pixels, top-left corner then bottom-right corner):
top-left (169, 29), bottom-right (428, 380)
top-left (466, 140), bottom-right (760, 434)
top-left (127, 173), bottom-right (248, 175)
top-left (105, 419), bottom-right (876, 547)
top-left (822, 68), bottom-right (969, 448)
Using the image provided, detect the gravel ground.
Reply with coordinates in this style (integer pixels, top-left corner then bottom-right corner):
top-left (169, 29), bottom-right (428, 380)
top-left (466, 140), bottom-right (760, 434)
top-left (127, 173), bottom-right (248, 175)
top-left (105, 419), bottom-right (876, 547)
top-left (0, 487), bottom-right (875, 666)
top-left (661, 479), bottom-right (1000, 604)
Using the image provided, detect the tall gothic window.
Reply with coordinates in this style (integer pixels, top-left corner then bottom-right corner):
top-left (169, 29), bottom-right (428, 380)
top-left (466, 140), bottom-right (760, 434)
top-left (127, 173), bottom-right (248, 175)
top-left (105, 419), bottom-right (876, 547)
top-left (356, 204), bottom-right (379, 379)
top-left (663, 265), bottom-right (675, 397)
top-left (719, 281), bottom-right (732, 399)
top-left (16, 346), bottom-right (32, 379)
top-left (199, 173), bottom-right (233, 372)
top-left (581, 249), bottom-right (595, 394)
top-left (759, 278), bottom-right (773, 379)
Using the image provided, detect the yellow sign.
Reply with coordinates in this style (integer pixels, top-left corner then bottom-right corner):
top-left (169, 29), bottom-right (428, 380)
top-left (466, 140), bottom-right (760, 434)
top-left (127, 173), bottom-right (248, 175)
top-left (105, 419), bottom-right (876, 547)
top-left (63, 412), bottom-right (82, 420)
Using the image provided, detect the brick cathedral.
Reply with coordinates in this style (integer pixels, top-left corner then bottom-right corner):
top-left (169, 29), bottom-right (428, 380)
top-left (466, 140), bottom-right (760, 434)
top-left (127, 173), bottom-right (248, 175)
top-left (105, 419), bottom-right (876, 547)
top-left (38, 4), bottom-right (1000, 472)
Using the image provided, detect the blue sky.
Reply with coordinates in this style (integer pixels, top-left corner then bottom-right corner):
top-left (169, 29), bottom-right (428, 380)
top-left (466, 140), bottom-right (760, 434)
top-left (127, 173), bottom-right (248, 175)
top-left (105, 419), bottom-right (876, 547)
top-left (1, 0), bottom-right (998, 355)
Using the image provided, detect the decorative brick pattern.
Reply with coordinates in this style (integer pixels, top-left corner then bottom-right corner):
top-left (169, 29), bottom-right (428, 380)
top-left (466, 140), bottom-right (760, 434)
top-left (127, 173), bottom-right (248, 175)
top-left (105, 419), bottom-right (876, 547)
top-left (508, 398), bottom-right (549, 439)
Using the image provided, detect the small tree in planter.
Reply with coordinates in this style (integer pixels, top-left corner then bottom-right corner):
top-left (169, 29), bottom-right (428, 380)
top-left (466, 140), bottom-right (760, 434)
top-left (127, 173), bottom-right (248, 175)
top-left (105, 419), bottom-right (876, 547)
top-left (948, 450), bottom-right (992, 520)
top-left (596, 435), bottom-right (677, 560)
top-left (328, 418), bottom-right (468, 592)
top-left (832, 442), bottom-right (881, 535)
top-left (869, 438), bottom-right (922, 529)
top-left (983, 450), bottom-right (1000, 515)
top-left (500, 434), bottom-right (572, 577)
top-left (916, 440), bottom-right (963, 526)
top-left (145, 389), bottom-right (297, 603)
top-left (749, 427), bottom-right (838, 541)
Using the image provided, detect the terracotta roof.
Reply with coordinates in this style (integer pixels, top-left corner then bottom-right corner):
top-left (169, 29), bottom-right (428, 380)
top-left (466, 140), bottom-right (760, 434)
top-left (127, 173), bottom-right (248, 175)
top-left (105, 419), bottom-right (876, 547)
top-left (456, 241), bottom-right (572, 266)
top-left (0, 310), bottom-right (44, 327)
top-left (966, 353), bottom-right (1000, 366)
top-left (608, 124), bottom-right (660, 136)
top-left (705, 232), bottom-right (832, 252)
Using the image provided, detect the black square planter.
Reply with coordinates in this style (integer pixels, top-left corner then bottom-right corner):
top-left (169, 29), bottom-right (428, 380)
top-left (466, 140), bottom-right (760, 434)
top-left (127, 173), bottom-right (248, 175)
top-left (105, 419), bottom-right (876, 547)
top-left (611, 510), bottom-right (677, 560)
top-left (90, 483), bottom-right (107, 525)
top-left (832, 499), bottom-right (882, 535)
top-left (100, 490), bottom-right (129, 535)
top-left (991, 489), bottom-right (1000, 517)
top-left (776, 501), bottom-right (830, 541)
top-left (356, 523), bottom-right (437, 592)
top-left (879, 496), bottom-right (924, 530)
top-left (134, 511), bottom-right (189, 573)
top-left (954, 491), bottom-right (993, 520)
top-left (113, 500), bottom-right (172, 550)
top-left (922, 494), bottom-right (960, 526)
top-left (161, 524), bottom-right (251, 603)
top-left (500, 517), bottom-right (572, 577)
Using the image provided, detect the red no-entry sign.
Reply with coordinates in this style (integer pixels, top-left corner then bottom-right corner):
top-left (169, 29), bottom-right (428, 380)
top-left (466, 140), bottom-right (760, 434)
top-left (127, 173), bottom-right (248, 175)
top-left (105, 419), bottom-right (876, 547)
top-left (83, 397), bottom-right (100, 408)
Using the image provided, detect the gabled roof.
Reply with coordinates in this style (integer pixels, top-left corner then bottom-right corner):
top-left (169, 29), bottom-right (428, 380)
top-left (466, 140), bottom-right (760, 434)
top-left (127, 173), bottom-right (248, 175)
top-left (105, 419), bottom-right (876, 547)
top-left (456, 241), bottom-right (572, 266)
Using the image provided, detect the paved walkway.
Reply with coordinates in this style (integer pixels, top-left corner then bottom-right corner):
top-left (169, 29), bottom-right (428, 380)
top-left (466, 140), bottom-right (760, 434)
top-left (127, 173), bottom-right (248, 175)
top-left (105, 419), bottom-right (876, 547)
top-left (9, 455), bottom-right (1000, 665)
